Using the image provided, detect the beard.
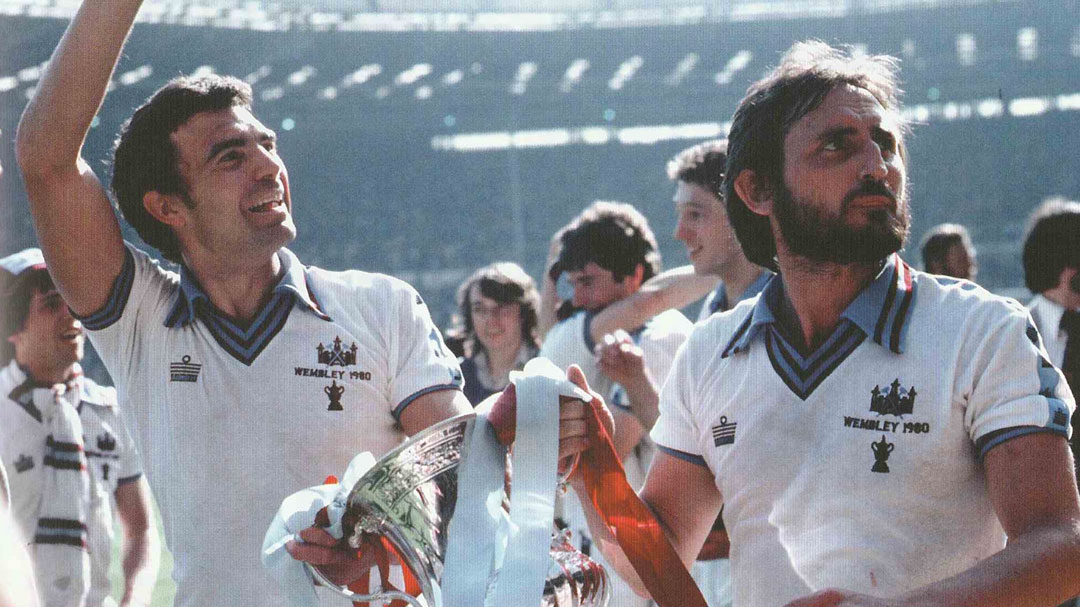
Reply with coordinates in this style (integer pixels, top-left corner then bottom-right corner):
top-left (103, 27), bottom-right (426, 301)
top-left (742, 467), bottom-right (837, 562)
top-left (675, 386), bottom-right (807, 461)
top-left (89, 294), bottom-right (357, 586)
top-left (772, 178), bottom-right (910, 265)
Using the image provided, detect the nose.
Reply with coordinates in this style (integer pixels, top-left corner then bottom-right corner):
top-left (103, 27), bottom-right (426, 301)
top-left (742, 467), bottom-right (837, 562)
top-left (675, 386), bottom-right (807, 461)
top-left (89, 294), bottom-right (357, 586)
top-left (253, 144), bottom-right (283, 182)
top-left (860, 143), bottom-right (889, 182)
top-left (571, 289), bottom-right (587, 308)
top-left (674, 215), bottom-right (689, 242)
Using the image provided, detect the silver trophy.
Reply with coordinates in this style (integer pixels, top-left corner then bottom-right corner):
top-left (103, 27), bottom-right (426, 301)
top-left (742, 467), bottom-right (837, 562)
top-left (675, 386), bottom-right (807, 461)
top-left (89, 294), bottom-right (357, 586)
top-left (306, 413), bottom-right (609, 607)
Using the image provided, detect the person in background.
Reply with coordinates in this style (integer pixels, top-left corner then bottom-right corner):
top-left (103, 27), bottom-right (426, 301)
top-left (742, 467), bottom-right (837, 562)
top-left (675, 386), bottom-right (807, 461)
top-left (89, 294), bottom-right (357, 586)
top-left (920, 223), bottom-right (978, 281)
top-left (448, 262), bottom-right (541, 405)
top-left (0, 248), bottom-right (159, 607)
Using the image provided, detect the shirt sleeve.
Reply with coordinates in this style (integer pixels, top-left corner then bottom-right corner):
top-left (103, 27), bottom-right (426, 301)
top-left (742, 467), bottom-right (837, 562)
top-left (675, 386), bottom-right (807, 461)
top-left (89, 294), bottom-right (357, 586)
top-left (959, 298), bottom-right (1075, 459)
top-left (538, 312), bottom-right (591, 370)
top-left (75, 244), bottom-right (178, 397)
top-left (387, 282), bottom-right (463, 420)
top-left (650, 335), bottom-right (708, 466)
top-left (112, 406), bottom-right (144, 486)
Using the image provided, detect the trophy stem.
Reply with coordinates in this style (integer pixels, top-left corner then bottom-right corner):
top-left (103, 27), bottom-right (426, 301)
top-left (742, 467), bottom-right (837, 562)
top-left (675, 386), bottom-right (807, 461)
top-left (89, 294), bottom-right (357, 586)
top-left (303, 562), bottom-right (426, 607)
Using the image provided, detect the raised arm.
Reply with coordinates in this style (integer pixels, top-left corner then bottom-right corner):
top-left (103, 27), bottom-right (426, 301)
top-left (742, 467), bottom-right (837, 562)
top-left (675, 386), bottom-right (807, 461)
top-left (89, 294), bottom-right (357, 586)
top-left (15, 0), bottom-right (141, 316)
top-left (587, 265), bottom-right (718, 344)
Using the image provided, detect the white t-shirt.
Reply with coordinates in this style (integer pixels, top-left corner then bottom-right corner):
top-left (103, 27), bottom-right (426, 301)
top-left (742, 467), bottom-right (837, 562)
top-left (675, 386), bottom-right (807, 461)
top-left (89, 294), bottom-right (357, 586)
top-left (652, 255), bottom-right (1074, 606)
top-left (0, 361), bottom-right (143, 607)
top-left (78, 245), bottom-right (463, 607)
top-left (540, 307), bottom-right (692, 607)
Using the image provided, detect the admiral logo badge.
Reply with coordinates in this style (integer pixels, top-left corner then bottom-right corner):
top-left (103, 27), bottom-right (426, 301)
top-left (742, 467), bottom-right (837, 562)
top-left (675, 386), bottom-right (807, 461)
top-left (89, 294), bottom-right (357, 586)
top-left (711, 416), bottom-right (736, 447)
top-left (97, 432), bottom-right (116, 452)
top-left (14, 454), bottom-right (33, 473)
top-left (869, 379), bottom-right (916, 417)
top-left (317, 336), bottom-right (358, 367)
top-left (170, 355), bottom-right (201, 383)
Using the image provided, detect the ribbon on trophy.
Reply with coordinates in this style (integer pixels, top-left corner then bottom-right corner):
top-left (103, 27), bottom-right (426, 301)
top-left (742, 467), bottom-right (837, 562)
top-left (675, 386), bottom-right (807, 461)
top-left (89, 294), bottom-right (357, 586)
top-left (483, 361), bottom-right (707, 607)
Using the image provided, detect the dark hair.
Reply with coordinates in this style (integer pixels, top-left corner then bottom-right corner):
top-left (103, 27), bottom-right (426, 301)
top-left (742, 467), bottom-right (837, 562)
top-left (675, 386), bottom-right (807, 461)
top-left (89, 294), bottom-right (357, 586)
top-left (724, 40), bottom-right (908, 270)
top-left (1022, 197), bottom-right (1080, 293)
top-left (111, 75), bottom-right (254, 263)
top-left (920, 223), bottom-right (972, 272)
top-left (552, 201), bottom-right (660, 283)
top-left (666, 139), bottom-right (728, 197)
top-left (449, 262), bottom-right (541, 356)
top-left (0, 268), bottom-right (54, 366)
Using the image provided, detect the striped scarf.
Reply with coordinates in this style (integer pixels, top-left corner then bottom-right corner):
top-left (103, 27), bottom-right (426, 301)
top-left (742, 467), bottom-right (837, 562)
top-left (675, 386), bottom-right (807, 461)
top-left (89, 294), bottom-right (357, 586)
top-left (30, 374), bottom-right (91, 607)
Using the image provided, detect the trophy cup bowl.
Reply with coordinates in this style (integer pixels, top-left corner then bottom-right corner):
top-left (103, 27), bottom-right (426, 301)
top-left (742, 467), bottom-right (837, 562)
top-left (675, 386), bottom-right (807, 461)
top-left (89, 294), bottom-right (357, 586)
top-left (306, 413), bottom-right (608, 607)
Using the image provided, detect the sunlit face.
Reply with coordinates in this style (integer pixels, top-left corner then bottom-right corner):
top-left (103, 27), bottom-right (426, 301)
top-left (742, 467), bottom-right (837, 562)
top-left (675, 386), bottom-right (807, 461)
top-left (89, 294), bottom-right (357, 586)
top-left (170, 106), bottom-right (295, 264)
top-left (9, 287), bottom-right (84, 378)
top-left (673, 181), bottom-right (742, 276)
top-left (773, 84), bottom-right (909, 264)
top-left (566, 262), bottom-right (636, 311)
top-left (469, 285), bottom-right (523, 356)
top-left (941, 242), bottom-right (977, 281)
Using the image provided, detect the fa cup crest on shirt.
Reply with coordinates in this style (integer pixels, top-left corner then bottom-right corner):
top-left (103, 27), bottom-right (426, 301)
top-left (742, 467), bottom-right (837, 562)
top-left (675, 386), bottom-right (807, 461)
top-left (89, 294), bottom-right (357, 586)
top-left (317, 336), bottom-right (358, 367)
top-left (871, 435), bottom-right (894, 473)
top-left (324, 380), bottom-right (345, 411)
top-left (869, 378), bottom-right (916, 417)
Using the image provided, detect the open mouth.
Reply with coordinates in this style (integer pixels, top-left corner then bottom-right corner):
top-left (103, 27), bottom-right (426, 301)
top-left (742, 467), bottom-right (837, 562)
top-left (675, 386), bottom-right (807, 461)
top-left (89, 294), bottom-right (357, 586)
top-left (60, 329), bottom-right (82, 341)
top-left (248, 199), bottom-right (284, 213)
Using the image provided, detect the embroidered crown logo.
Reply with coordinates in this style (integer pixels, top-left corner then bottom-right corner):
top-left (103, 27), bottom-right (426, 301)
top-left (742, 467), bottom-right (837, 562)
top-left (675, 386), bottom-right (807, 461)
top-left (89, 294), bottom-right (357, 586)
top-left (317, 337), bottom-right (358, 367)
top-left (97, 432), bottom-right (116, 452)
top-left (170, 355), bottom-right (201, 383)
top-left (14, 454), bottom-right (34, 473)
top-left (870, 379), bottom-right (916, 417)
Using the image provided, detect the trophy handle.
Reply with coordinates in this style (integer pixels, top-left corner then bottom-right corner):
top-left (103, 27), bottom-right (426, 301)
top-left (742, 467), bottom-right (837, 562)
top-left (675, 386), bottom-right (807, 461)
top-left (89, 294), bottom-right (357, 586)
top-left (302, 562), bottom-right (425, 607)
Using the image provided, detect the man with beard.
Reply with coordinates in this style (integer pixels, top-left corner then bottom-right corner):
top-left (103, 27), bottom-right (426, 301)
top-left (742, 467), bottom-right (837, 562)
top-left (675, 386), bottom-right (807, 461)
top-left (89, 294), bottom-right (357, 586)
top-left (565, 41), bottom-right (1080, 606)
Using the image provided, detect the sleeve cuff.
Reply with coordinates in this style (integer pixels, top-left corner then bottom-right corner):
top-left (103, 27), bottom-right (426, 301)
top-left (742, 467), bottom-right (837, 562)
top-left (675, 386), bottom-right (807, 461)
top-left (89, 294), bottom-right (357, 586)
top-left (74, 246), bottom-right (135, 331)
top-left (656, 444), bottom-right (708, 467)
top-left (117, 472), bottom-right (143, 486)
top-left (392, 384), bottom-right (463, 422)
top-left (975, 425), bottom-right (1069, 460)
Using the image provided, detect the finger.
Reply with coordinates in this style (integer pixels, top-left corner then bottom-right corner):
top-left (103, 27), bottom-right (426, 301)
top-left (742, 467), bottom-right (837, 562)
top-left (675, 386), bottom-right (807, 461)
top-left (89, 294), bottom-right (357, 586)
top-left (612, 328), bottom-right (631, 343)
top-left (297, 526), bottom-right (339, 546)
top-left (559, 398), bottom-right (587, 421)
top-left (566, 364), bottom-right (591, 393)
top-left (784, 589), bottom-right (847, 607)
top-left (285, 539), bottom-right (357, 566)
top-left (558, 419), bottom-right (589, 440)
top-left (558, 436), bottom-right (590, 459)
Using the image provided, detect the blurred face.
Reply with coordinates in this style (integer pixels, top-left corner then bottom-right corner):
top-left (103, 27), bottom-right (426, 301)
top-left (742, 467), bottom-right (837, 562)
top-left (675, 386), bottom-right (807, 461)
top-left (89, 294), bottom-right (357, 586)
top-left (774, 84), bottom-right (909, 264)
top-left (170, 106), bottom-right (295, 263)
top-left (673, 181), bottom-right (742, 276)
top-left (567, 262), bottom-right (637, 311)
top-left (942, 242), bottom-right (977, 281)
top-left (469, 285), bottom-right (523, 355)
top-left (9, 286), bottom-right (84, 380)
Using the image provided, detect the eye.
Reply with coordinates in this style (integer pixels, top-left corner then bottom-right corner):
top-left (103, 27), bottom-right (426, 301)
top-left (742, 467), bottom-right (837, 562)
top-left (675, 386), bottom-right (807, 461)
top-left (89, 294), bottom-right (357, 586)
top-left (220, 150), bottom-right (243, 164)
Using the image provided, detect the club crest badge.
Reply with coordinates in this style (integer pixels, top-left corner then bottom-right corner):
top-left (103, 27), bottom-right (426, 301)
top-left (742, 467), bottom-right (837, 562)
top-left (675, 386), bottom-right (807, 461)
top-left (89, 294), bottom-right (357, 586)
top-left (97, 432), bottom-right (116, 452)
top-left (317, 337), bottom-right (358, 367)
top-left (325, 380), bottom-right (345, 411)
top-left (871, 435), bottom-right (894, 473)
top-left (14, 454), bottom-right (34, 473)
top-left (870, 379), bottom-right (916, 417)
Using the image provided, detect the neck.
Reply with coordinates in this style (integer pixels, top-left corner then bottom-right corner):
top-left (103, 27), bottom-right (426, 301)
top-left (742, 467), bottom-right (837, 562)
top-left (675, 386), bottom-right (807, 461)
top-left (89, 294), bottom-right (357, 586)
top-left (717, 257), bottom-right (766, 304)
top-left (483, 340), bottom-right (523, 382)
top-left (18, 357), bottom-right (77, 386)
top-left (185, 251), bottom-right (284, 323)
top-left (774, 250), bottom-right (880, 351)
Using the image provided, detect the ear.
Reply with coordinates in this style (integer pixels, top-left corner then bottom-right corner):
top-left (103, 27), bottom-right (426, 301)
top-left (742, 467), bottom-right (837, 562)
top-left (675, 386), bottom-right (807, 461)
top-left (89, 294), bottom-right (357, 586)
top-left (732, 169), bottom-right (773, 217)
top-left (142, 190), bottom-right (188, 228)
top-left (629, 263), bottom-right (646, 291)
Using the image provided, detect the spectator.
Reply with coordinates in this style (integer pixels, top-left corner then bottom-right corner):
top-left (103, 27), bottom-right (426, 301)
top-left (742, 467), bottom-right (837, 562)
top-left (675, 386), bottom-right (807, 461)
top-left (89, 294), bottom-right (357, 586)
top-left (448, 262), bottom-right (541, 405)
top-left (920, 223), bottom-right (978, 281)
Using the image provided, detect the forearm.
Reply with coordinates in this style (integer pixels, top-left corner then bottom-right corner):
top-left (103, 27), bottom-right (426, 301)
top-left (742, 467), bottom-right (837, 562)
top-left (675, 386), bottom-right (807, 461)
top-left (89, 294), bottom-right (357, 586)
top-left (589, 266), bottom-right (717, 341)
top-left (620, 375), bottom-right (660, 431)
top-left (119, 526), bottom-right (159, 607)
top-left (901, 520), bottom-right (1080, 607)
top-left (16, 0), bottom-right (142, 172)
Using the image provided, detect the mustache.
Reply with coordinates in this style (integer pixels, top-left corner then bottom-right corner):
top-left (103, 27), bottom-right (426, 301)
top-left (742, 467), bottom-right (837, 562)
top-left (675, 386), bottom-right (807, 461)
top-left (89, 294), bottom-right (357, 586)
top-left (842, 180), bottom-right (897, 209)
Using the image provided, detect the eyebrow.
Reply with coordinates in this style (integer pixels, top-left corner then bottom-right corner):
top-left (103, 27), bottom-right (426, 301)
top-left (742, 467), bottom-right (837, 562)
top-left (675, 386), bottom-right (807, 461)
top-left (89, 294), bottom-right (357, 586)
top-left (204, 131), bottom-right (277, 165)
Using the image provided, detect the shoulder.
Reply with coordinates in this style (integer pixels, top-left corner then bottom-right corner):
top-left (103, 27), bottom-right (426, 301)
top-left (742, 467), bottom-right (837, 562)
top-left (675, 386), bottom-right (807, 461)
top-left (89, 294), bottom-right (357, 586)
top-left (306, 266), bottom-right (424, 309)
top-left (913, 271), bottom-right (1033, 334)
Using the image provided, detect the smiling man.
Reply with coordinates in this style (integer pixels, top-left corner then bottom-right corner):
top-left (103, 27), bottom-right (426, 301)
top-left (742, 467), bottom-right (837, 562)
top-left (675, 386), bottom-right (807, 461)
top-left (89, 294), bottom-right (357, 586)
top-left (11, 2), bottom-right (502, 605)
top-left (568, 41), bottom-right (1080, 607)
top-left (0, 248), bottom-right (158, 607)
